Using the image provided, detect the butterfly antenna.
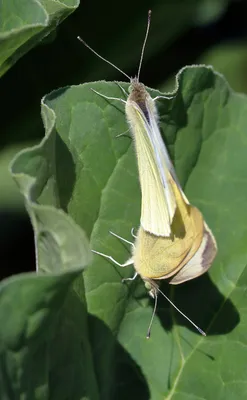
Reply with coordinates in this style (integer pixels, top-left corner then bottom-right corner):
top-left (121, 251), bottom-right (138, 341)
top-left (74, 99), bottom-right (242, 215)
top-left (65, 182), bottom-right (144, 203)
top-left (146, 292), bottom-right (158, 339)
top-left (137, 10), bottom-right (152, 81)
top-left (156, 286), bottom-right (206, 336)
top-left (77, 36), bottom-right (131, 80)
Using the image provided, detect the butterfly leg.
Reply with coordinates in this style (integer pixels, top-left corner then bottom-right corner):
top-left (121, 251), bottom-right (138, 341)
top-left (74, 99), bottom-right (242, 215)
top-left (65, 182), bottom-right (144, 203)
top-left (92, 87), bottom-right (129, 138)
top-left (152, 95), bottom-right (170, 101)
top-left (114, 81), bottom-right (129, 98)
top-left (92, 249), bottom-right (133, 267)
top-left (109, 230), bottom-right (134, 247)
top-left (91, 89), bottom-right (127, 104)
top-left (115, 128), bottom-right (131, 138)
top-left (122, 271), bottom-right (138, 283)
top-left (131, 227), bottom-right (137, 239)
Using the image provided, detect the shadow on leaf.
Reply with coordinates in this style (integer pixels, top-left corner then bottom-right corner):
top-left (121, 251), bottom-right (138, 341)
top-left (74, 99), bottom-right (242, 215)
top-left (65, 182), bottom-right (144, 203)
top-left (155, 272), bottom-right (239, 336)
top-left (88, 313), bottom-right (150, 400)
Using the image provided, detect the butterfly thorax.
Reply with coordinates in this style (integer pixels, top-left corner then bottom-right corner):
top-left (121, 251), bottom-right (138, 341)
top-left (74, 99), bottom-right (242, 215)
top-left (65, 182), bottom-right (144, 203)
top-left (129, 79), bottom-right (148, 102)
top-left (126, 79), bottom-right (156, 128)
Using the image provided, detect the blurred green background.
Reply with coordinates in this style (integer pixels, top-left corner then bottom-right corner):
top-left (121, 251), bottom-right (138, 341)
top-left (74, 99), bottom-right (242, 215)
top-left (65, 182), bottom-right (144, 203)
top-left (1, 0), bottom-right (247, 280)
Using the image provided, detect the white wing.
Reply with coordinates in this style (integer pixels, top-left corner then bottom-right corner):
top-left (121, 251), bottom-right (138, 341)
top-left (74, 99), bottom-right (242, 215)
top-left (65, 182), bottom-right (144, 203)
top-left (126, 95), bottom-right (179, 236)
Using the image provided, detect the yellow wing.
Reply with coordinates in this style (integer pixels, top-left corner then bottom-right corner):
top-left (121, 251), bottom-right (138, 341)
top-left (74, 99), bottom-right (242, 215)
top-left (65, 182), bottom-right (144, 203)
top-left (169, 222), bottom-right (217, 284)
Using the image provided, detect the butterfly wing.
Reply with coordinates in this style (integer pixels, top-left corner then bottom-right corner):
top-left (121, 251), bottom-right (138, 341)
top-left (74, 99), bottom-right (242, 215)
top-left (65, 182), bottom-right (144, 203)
top-left (169, 222), bottom-right (217, 284)
top-left (126, 95), bottom-right (177, 236)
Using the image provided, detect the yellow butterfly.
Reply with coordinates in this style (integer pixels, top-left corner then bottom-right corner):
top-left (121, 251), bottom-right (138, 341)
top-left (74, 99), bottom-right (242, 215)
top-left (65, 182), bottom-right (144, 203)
top-left (78, 10), bottom-right (217, 337)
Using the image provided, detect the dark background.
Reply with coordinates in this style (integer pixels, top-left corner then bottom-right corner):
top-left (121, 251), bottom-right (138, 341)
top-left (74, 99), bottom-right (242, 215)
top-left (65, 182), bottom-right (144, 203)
top-left (1, 0), bottom-right (247, 280)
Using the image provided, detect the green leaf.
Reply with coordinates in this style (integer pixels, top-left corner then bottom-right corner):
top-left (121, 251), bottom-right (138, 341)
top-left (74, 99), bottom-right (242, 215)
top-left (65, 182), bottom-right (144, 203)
top-left (0, 85), bottom-right (94, 397)
top-left (199, 41), bottom-right (247, 94)
top-left (194, 0), bottom-right (230, 25)
top-left (0, 143), bottom-right (30, 210)
top-left (0, 271), bottom-right (99, 400)
top-left (7, 66), bottom-right (247, 398)
top-left (0, 0), bottom-right (79, 77)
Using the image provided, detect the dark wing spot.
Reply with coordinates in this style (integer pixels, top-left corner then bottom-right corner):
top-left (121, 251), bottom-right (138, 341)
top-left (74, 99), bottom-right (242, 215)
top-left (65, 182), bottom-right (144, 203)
top-left (137, 100), bottom-right (150, 123)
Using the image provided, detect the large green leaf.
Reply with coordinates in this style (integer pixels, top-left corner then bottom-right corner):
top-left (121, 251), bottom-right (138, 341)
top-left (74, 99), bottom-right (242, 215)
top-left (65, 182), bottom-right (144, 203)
top-left (0, 0), bottom-right (79, 77)
top-left (0, 204), bottom-right (94, 398)
top-left (5, 65), bottom-right (247, 398)
top-left (0, 270), bottom-right (99, 400)
top-left (0, 100), bottom-right (93, 397)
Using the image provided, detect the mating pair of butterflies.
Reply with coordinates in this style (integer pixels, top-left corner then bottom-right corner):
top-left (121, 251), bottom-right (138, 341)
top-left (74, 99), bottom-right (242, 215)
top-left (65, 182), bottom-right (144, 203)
top-left (78, 10), bottom-right (217, 337)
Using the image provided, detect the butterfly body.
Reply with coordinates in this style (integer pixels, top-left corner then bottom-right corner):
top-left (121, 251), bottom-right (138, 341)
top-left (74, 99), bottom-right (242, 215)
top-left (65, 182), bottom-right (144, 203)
top-left (127, 80), bottom-right (217, 285)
